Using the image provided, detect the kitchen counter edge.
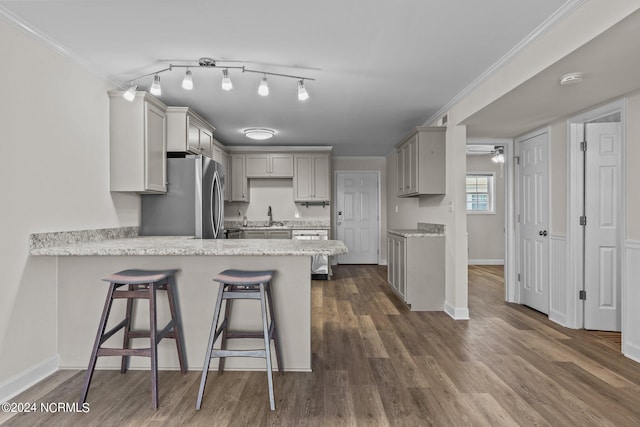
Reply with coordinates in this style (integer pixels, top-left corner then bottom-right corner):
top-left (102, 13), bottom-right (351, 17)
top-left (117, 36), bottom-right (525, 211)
top-left (30, 235), bottom-right (348, 257)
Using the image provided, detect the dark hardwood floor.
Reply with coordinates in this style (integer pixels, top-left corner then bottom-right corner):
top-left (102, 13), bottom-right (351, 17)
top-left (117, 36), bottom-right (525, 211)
top-left (2, 264), bottom-right (639, 426)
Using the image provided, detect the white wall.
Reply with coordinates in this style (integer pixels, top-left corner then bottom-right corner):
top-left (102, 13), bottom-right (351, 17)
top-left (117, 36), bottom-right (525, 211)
top-left (0, 18), bottom-right (138, 398)
top-left (466, 155), bottom-right (505, 264)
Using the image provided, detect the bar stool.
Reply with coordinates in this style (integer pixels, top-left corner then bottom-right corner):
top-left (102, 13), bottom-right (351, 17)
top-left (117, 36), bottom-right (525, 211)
top-left (196, 269), bottom-right (282, 411)
top-left (79, 269), bottom-right (187, 409)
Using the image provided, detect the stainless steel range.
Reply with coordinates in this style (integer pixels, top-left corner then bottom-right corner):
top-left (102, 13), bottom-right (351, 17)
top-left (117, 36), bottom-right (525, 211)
top-left (292, 229), bottom-right (330, 280)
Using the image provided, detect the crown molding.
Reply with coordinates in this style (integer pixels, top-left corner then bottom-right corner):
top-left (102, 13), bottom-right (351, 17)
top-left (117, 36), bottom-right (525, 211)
top-left (226, 145), bottom-right (333, 153)
top-left (0, 5), bottom-right (125, 89)
top-left (423, 0), bottom-right (587, 127)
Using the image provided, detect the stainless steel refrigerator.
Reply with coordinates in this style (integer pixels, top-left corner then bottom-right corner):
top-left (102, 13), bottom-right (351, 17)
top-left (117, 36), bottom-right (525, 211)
top-left (140, 155), bottom-right (225, 239)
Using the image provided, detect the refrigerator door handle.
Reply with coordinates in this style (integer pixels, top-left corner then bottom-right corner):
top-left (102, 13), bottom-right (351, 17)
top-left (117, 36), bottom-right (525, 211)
top-left (215, 170), bottom-right (224, 238)
top-left (210, 170), bottom-right (219, 238)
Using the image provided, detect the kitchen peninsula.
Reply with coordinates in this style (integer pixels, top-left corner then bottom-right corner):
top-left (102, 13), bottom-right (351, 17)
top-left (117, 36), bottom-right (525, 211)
top-left (30, 228), bottom-right (347, 373)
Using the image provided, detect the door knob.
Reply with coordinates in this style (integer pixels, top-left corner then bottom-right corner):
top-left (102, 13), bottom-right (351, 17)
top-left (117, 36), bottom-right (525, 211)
top-left (539, 230), bottom-right (548, 236)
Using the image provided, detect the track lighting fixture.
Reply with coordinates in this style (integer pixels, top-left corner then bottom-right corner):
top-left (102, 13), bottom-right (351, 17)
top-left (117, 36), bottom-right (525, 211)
top-left (182, 69), bottom-right (193, 90)
top-left (221, 69), bottom-right (232, 91)
top-left (123, 84), bottom-right (137, 101)
top-left (258, 75), bottom-right (269, 96)
top-left (150, 75), bottom-right (162, 96)
top-left (491, 146), bottom-right (505, 163)
top-left (297, 80), bottom-right (309, 101)
top-left (121, 57), bottom-right (315, 102)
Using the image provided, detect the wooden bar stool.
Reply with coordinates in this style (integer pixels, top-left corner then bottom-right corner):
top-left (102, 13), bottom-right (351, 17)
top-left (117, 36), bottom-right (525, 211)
top-left (79, 269), bottom-right (187, 409)
top-left (196, 269), bottom-right (282, 411)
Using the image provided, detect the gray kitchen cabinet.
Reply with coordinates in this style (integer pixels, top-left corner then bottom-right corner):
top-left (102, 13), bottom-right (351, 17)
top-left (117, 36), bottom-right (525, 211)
top-left (242, 230), bottom-right (292, 239)
top-left (387, 232), bottom-right (444, 311)
top-left (230, 154), bottom-right (249, 202)
top-left (293, 154), bottom-right (330, 202)
top-left (396, 127), bottom-right (446, 197)
top-left (245, 153), bottom-right (293, 178)
top-left (166, 106), bottom-right (216, 156)
top-left (221, 150), bottom-right (231, 202)
top-left (108, 91), bottom-right (167, 193)
top-left (267, 230), bottom-right (292, 239)
top-left (243, 230), bottom-right (268, 239)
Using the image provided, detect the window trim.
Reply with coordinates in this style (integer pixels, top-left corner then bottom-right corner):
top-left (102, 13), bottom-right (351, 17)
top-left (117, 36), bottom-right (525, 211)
top-left (466, 171), bottom-right (496, 215)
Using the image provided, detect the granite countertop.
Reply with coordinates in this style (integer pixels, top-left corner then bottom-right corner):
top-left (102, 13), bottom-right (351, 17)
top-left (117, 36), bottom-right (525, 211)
top-left (387, 222), bottom-right (445, 238)
top-left (387, 229), bottom-right (445, 238)
top-left (30, 235), bottom-right (348, 257)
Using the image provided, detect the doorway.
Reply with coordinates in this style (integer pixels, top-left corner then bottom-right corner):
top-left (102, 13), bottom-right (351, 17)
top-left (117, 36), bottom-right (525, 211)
top-left (334, 172), bottom-right (380, 264)
top-left (569, 104), bottom-right (624, 332)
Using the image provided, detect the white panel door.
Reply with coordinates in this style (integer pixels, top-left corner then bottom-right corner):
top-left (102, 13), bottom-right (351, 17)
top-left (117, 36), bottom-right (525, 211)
top-left (584, 122), bottom-right (622, 331)
top-left (336, 172), bottom-right (379, 264)
top-left (518, 132), bottom-right (549, 314)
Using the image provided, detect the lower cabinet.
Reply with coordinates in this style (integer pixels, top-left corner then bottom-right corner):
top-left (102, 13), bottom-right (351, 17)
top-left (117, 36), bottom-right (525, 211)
top-left (242, 230), bottom-right (292, 239)
top-left (387, 232), bottom-right (444, 311)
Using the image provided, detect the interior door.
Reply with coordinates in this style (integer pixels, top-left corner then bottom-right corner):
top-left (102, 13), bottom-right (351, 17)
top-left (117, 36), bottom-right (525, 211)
top-left (584, 122), bottom-right (622, 331)
top-left (518, 132), bottom-right (549, 314)
top-left (336, 172), bottom-right (379, 264)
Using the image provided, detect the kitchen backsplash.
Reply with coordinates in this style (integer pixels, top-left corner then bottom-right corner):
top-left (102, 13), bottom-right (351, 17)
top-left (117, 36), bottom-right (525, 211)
top-left (224, 178), bottom-right (331, 221)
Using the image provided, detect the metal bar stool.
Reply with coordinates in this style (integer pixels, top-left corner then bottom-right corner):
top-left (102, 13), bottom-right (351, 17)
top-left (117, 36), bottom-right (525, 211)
top-left (79, 269), bottom-right (187, 409)
top-left (196, 269), bottom-right (282, 411)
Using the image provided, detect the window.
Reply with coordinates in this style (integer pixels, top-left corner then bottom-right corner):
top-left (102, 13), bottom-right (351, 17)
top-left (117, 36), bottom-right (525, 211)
top-left (466, 173), bottom-right (495, 214)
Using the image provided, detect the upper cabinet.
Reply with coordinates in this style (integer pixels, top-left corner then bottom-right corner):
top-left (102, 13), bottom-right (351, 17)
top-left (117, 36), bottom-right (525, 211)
top-left (396, 127), bottom-right (446, 197)
top-left (245, 153), bottom-right (294, 178)
top-left (220, 150), bottom-right (231, 202)
top-left (293, 154), bottom-right (330, 202)
top-left (108, 91), bottom-right (167, 193)
top-left (166, 107), bottom-right (216, 157)
top-left (230, 154), bottom-right (249, 202)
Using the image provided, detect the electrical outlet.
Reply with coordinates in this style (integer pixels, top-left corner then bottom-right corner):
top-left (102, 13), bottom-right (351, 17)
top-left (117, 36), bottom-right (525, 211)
top-left (448, 201), bottom-right (454, 212)
top-left (395, 205), bottom-right (399, 213)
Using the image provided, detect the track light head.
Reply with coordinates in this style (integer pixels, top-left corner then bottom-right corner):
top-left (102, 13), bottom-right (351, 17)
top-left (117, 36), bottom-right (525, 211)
top-left (258, 76), bottom-right (269, 96)
top-left (221, 69), bottom-right (233, 91)
top-left (182, 69), bottom-right (193, 90)
top-left (150, 75), bottom-right (162, 96)
top-left (297, 80), bottom-right (309, 101)
top-left (123, 84), bottom-right (137, 102)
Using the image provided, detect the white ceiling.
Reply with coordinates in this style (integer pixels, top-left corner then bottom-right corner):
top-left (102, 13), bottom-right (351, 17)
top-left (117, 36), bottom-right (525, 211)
top-left (0, 0), bottom-right (572, 156)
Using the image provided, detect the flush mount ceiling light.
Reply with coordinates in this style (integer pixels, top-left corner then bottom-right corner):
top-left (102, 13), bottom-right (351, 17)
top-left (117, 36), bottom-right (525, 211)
top-left (244, 128), bottom-right (275, 140)
top-left (122, 56), bottom-right (315, 102)
top-left (560, 72), bottom-right (583, 86)
top-left (491, 146), bottom-right (505, 163)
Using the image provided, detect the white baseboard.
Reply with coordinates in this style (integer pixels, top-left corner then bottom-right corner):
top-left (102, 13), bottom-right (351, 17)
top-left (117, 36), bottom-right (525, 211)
top-left (468, 259), bottom-right (504, 265)
top-left (0, 355), bottom-right (59, 402)
top-left (623, 341), bottom-right (640, 364)
top-left (444, 302), bottom-right (470, 320)
top-left (378, 258), bottom-right (387, 266)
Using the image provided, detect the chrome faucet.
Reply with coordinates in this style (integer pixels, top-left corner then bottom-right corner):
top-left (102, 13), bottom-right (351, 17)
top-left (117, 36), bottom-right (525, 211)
top-left (267, 205), bottom-right (272, 226)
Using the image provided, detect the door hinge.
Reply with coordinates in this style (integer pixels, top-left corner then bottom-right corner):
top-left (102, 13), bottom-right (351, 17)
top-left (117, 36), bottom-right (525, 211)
top-left (580, 141), bottom-right (587, 152)
top-left (517, 214), bottom-right (521, 223)
top-left (579, 290), bottom-right (587, 300)
top-left (514, 156), bottom-right (520, 165)
top-left (579, 216), bottom-right (587, 226)
top-left (517, 273), bottom-right (521, 282)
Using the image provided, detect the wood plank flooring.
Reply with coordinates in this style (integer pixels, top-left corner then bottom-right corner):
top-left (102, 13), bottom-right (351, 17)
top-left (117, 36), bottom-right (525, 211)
top-left (2, 264), bottom-right (640, 426)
